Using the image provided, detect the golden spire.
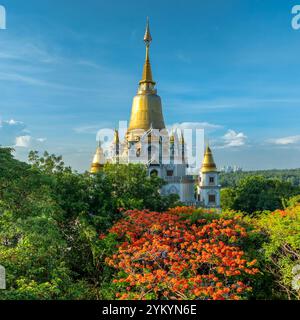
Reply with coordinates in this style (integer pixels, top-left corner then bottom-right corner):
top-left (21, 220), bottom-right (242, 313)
top-left (144, 17), bottom-right (152, 44)
top-left (140, 17), bottom-right (155, 85)
top-left (201, 144), bottom-right (217, 173)
top-left (90, 141), bottom-right (105, 174)
top-left (127, 18), bottom-right (166, 136)
top-left (180, 130), bottom-right (185, 144)
top-left (170, 130), bottom-right (175, 144)
top-left (114, 129), bottom-right (119, 144)
top-left (113, 129), bottom-right (120, 162)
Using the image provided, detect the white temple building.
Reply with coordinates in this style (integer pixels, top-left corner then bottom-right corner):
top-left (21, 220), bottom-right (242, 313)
top-left (90, 19), bottom-right (221, 209)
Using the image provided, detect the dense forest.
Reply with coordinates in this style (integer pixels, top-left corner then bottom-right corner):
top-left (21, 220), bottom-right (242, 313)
top-left (0, 148), bottom-right (299, 300)
top-left (220, 169), bottom-right (300, 188)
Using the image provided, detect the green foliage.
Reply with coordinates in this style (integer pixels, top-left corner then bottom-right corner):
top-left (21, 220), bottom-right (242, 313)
top-left (221, 175), bottom-right (300, 215)
top-left (0, 148), bottom-right (179, 300)
top-left (96, 233), bottom-right (120, 299)
top-left (284, 195), bottom-right (300, 209)
top-left (220, 168), bottom-right (300, 188)
top-left (0, 206), bottom-right (94, 300)
top-left (257, 205), bottom-right (300, 300)
top-left (221, 188), bottom-right (236, 210)
top-left (220, 199), bottom-right (300, 300)
top-left (184, 208), bottom-right (220, 223)
top-left (1, 147), bottom-right (299, 300)
top-left (103, 163), bottom-right (180, 211)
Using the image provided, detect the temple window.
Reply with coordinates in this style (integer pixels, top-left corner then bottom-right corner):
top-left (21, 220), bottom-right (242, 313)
top-left (208, 195), bottom-right (216, 203)
top-left (167, 170), bottom-right (173, 177)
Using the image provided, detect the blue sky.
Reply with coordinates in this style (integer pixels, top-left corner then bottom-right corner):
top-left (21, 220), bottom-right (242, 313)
top-left (0, 0), bottom-right (300, 171)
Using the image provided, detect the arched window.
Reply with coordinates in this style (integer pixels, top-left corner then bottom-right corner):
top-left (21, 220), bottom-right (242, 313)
top-left (136, 148), bottom-right (141, 157)
top-left (167, 170), bottom-right (173, 177)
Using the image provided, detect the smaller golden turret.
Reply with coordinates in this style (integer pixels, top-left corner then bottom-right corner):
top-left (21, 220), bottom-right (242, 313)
top-left (90, 141), bottom-right (105, 174)
top-left (113, 129), bottom-right (120, 163)
top-left (170, 130), bottom-right (175, 144)
top-left (114, 129), bottom-right (119, 144)
top-left (180, 131), bottom-right (185, 163)
top-left (201, 145), bottom-right (217, 173)
top-left (180, 130), bottom-right (185, 144)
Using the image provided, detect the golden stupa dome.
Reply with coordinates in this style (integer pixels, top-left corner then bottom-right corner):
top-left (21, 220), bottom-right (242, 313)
top-left (201, 145), bottom-right (217, 173)
top-left (127, 18), bottom-right (166, 135)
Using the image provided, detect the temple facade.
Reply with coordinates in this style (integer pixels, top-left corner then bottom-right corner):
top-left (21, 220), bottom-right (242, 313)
top-left (90, 19), bottom-right (221, 209)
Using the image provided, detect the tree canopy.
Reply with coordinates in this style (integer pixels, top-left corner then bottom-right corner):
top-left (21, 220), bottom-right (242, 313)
top-left (221, 175), bottom-right (300, 215)
top-left (0, 148), bottom-right (179, 300)
top-left (0, 148), bottom-right (299, 300)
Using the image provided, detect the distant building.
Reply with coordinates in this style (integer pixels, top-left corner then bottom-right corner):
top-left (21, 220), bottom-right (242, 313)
top-left (221, 165), bottom-right (243, 173)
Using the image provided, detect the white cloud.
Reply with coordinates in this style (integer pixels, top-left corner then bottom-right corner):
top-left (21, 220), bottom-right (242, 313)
top-left (222, 129), bottom-right (247, 148)
top-left (15, 135), bottom-right (31, 148)
top-left (0, 72), bottom-right (47, 86)
top-left (268, 135), bottom-right (300, 145)
top-left (7, 119), bottom-right (22, 125)
top-left (1, 120), bottom-right (43, 147)
top-left (0, 118), bottom-right (27, 146)
top-left (0, 118), bottom-right (23, 127)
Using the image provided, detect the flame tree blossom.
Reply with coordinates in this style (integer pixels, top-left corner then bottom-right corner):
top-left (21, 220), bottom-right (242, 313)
top-left (103, 208), bottom-right (259, 300)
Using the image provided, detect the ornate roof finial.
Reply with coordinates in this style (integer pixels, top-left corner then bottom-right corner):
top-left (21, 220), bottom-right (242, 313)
top-left (140, 18), bottom-right (155, 85)
top-left (144, 17), bottom-right (152, 46)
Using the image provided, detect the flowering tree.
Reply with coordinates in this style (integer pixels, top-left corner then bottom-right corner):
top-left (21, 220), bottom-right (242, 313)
top-left (258, 203), bottom-right (300, 300)
top-left (104, 208), bottom-right (259, 300)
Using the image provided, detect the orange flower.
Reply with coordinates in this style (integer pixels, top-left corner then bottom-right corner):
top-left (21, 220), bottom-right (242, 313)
top-left (103, 207), bottom-right (259, 300)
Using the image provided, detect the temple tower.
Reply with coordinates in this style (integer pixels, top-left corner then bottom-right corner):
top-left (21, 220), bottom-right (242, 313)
top-left (90, 141), bottom-right (106, 174)
top-left (127, 18), bottom-right (166, 142)
top-left (198, 145), bottom-right (221, 208)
